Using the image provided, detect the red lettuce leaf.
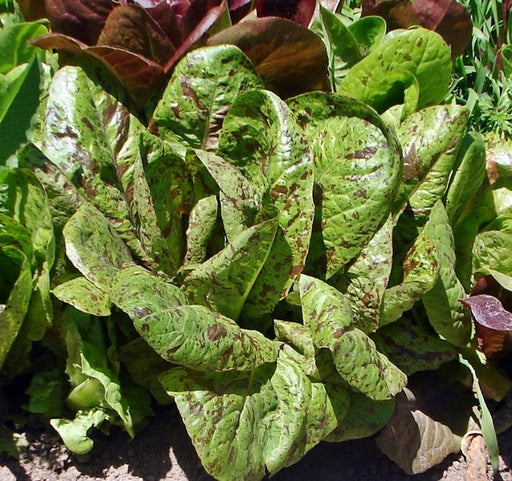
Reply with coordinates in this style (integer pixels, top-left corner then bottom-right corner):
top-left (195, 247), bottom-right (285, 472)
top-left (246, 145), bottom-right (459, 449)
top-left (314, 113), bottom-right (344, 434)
top-left (207, 17), bottom-right (329, 98)
top-left (256, 0), bottom-right (316, 27)
top-left (97, 4), bottom-right (176, 65)
top-left (44, 0), bottom-right (113, 44)
top-left (360, 0), bottom-right (472, 57)
top-left (30, 34), bottom-right (164, 103)
top-left (461, 287), bottom-right (512, 360)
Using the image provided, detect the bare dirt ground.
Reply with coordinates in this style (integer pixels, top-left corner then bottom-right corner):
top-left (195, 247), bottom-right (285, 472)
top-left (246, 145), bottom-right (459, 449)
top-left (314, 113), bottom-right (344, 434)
top-left (1, 403), bottom-right (511, 481)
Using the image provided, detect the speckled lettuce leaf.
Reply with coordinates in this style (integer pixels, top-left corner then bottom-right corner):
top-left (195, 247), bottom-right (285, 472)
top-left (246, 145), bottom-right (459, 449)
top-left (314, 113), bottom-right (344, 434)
top-left (181, 218), bottom-right (278, 322)
top-left (111, 266), bottom-right (279, 371)
top-left (340, 215), bottom-right (394, 333)
top-left (193, 150), bottom-right (261, 241)
top-left (39, 64), bottom-right (146, 257)
top-left (422, 202), bottom-right (472, 346)
top-left (0, 167), bottom-right (55, 347)
top-left (184, 195), bottom-right (219, 265)
top-left (407, 109), bottom-right (469, 222)
top-left (52, 277), bottom-right (111, 317)
top-left (372, 316), bottom-right (457, 375)
top-left (394, 104), bottom-right (470, 212)
top-left (150, 45), bottom-right (263, 151)
top-left (473, 230), bottom-right (512, 288)
top-left (159, 348), bottom-right (340, 481)
top-left (0, 247), bottom-right (32, 370)
top-left (444, 132), bottom-right (486, 228)
top-left (0, 167), bottom-right (55, 270)
top-left (218, 89), bottom-right (315, 316)
top-left (288, 92), bottom-right (402, 279)
top-left (63, 203), bottom-right (134, 291)
top-left (380, 228), bottom-right (439, 326)
top-left (337, 27), bottom-right (452, 112)
top-left (299, 275), bottom-right (407, 400)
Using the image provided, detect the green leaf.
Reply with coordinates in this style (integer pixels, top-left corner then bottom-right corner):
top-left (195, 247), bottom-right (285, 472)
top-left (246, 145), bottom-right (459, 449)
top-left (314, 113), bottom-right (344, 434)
top-left (325, 392), bottom-right (394, 441)
top-left (348, 15), bottom-right (386, 55)
top-left (338, 27), bottom-right (452, 112)
top-left (182, 218), bottom-right (278, 322)
top-left (0, 58), bottom-right (41, 162)
top-left (288, 92), bottom-right (401, 279)
top-left (111, 266), bottom-right (279, 371)
top-left (299, 275), bottom-right (407, 400)
top-left (372, 316), bottom-right (457, 375)
top-left (473, 229), bottom-right (512, 287)
top-left (0, 167), bottom-right (55, 269)
top-left (380, 228), bottom-right (439, 326)
top-left (444, 132), bottom-right (486, 228)
top-left (193, 150), bottom-right (260, 242)
top-left (52, 277), bottom-right (111, 317)
top-left (340, 215), bottom-right (394, 333)
top-left (0, 250), bottom-right (31, 370)
top-left (26, 368), bottom-right (66, 418)
top-left (183, 195), bottom-right (219, 265)
top-left (63, 203), bottom-right (134, 290)
top-left (218, 89), bottom-right (315, 313)
top-left (394, 104), bottom-right (470, 213)
top-left (150, 45), bottom-right (263, 151)
top-left (160, 349), bottom-right (341, 481)
top-left (0, 21), bottom-right (48, 73)
top-left (313, 6), bottom-right (362, 89)
top-left (50, 409), bottom-right (107, 455)
top-left (422, 202), bottom-right (472, 346)
top-left (140, 132), bottom-right (198, 274)
top-left (39, 65), bottom-right (145, 255)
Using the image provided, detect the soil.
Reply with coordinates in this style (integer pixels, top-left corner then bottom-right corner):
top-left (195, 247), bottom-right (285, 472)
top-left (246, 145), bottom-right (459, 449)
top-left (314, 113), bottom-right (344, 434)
top-left (1, 403), bottom-right (512, 481)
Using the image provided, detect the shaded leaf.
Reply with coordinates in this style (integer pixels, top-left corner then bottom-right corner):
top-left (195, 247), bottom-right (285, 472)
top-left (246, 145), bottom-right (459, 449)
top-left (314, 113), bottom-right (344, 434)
top-left (372, 315), bottom-right (457, 375)
top-left (376, 386), bottom-right (465, 474)
top-left (325, 392), bottom-right (395, 441)
top-left (256, 0), bottom-right (316, 27)
top-left (207, 17), bottom-right (329, 98)
top-left (380, 228), bottom-right (439, 325)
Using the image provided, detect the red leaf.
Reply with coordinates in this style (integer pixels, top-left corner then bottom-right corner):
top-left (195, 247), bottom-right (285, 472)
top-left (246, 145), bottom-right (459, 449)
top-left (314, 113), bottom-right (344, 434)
top-left (461, 295), bottom-right (512, 331)
top-left (97, 4), bottom-right (176, 66)
top-left (256, 0), bottom-right (316, 26)
top-left (44, 0), bottom-right (113, 44)
top-left (361, 0), bottom-right (472, 57)
top-left (207, 17), bottom-right (328, 98)
top-left (30, 33), bottom-right (164, 104)
top-left (461, 294), bottom-right (512, 359)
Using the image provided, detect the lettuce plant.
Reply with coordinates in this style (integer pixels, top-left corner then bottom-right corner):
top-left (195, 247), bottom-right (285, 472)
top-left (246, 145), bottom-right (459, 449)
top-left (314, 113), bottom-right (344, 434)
top-left (2, 1), bottom-right (512, 480)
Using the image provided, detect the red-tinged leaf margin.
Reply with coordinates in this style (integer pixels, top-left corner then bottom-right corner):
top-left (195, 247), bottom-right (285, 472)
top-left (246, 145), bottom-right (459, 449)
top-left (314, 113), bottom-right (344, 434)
top-left (29, 34), bottom-right (164, 105)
